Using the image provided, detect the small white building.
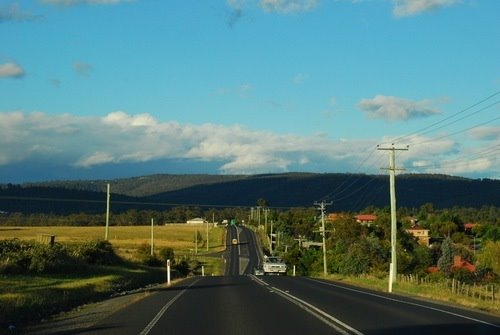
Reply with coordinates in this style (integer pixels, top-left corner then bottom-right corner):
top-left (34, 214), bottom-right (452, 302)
top-left (186, 218), bottom-right (207, 224)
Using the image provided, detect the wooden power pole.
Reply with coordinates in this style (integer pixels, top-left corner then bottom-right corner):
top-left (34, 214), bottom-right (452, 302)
top-left (377, 144), bottom-right (408, 293)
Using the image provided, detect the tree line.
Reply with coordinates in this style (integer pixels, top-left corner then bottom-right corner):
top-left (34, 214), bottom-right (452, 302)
top-left (1, 202), bottom-right (499, 282)
top-left (261, 203), bottom-right (499, 283)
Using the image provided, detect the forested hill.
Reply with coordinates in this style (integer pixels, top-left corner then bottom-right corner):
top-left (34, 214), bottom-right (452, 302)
top-left (0, 173), bottom-right (498, 214)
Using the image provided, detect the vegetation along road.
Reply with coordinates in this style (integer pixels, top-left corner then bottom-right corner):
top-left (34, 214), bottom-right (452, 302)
top-left (29, 225), bottom-right (499, 335)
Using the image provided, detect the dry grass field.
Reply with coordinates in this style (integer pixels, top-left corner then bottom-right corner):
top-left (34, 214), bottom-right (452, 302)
top-left (0, 224), bottom-right (227, 259)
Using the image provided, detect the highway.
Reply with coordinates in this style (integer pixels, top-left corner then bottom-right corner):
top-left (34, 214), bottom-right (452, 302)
top-left (78, 225), bottom-right (499, 334)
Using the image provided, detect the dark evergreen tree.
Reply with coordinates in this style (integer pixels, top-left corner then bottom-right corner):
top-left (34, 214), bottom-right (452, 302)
top-left (437, 237), bottom-right (454, 276)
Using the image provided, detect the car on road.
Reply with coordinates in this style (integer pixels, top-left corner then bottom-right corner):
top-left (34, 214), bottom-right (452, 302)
top-left (231, 238), bottom-right (238, 245)
top-left (253, 267), bottom-right (264, 276)
top-left (262, 256), bottom-right (287, 275)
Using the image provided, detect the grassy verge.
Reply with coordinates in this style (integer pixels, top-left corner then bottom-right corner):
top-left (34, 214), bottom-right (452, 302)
top-left (322, 273), bottom-right (500, 316)
top-left (0, 264), bottom-right (166, 330)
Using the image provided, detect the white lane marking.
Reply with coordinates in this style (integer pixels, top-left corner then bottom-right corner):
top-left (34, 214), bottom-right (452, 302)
top-left (252, 275), bottom-right (363, 335)
top-left (306, 277), bottom-right (500, 329)
top-left (140, 278), bottom-right (201, 335)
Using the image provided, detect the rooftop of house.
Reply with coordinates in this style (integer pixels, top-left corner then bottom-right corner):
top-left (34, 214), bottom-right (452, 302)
top-left (355, 214), bottom-right (377, 221)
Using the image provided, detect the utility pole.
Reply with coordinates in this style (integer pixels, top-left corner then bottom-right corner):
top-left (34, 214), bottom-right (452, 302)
top-left (264, 208), bottom-right (269, 234)
top-left (195, 227), bottom-right (198, 255)
top-left (105, 183), bottom-right (110, 241)
top-left (257, 206), bottom-right (261, 227)
top-left (270, 220), bottom-right (274, 255)
top-left (377, 144), bottom-right (408, 293)
top-left (294, 235), bottom-right (306, 249)
top-left (151, 218), bottom-right (154, 256)
top-left (314, 200), bottom-right (332, 277)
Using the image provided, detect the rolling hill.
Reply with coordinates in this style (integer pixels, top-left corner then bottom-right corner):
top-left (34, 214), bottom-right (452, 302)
top-left (0, 173), bottom-right (498, 214)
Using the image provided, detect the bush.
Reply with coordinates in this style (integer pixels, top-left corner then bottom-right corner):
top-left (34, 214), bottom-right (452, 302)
top-left (72, 240), bottom-right (121, 265)
top-left (339, 242), bottom-right (371, 275)
top-left (28, 243), bottom-right (76, 273)
top-left (0, 239), bottom-right (31, 274)
top-left (297, 248), bottom-right (321, 276)
top-left (174, 259), bottom-right (191, 276)
top-left (452, 268), bottom-right (476, 284)
top-left (135, 243), bottom-right (163, 267)
top-left (158, 247), bottom-right (175, 265)
top-left (0, 239), bottom-right (80, 274)
top-left (0, 239), bottom-right (122, 274)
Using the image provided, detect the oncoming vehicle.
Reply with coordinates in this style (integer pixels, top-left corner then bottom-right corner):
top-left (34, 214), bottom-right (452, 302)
top-left (262, 256), bottom-right (287, 276)
top-left (253, 267), bottom-right (264, 276)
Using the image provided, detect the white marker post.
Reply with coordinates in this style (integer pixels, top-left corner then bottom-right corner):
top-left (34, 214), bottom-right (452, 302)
top-left (388, 262), bottom-right (394, 293)
top-left (167, 259), bottom-right (171, 286)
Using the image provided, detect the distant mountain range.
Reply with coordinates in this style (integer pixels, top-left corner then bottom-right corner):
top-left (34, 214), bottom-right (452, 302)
top-left (0, 173), bottom-right (498, 214)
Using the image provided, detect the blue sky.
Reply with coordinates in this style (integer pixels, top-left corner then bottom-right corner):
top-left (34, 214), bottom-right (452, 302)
top-left (0, 0), bottom-right (499, 183)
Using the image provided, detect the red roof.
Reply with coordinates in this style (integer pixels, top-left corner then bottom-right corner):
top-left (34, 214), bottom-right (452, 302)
top-left (355, 214), bottom-right (377, 221)
top-left (453, 256), bottom-right (476, 272)
top-left (464, 223), bottom-right (476, 230)
top-left (427, 256), bottom-right (476, 274)
top-left (407, 224), bottom-right (428, 231)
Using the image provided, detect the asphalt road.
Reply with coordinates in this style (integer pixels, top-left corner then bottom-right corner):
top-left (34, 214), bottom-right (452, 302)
top-left (68, 226), bottom-right (500, 334)
top-left (224, 224), bottom-right (262, 276)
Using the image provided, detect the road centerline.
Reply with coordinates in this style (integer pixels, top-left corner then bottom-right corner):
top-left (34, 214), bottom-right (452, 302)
top-left (139, 278), bottom-right (201, 335)
top-left (251, 275), bottom-right (364, 335)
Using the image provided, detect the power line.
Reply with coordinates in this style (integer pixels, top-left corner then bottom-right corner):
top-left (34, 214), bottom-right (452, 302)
top-left (412, 114), bottom-right (500, 146)
top-left (393, 91), bottom-right (500, 144)
top-left (319, 93), bottom-right (499, 207)
top-left (409, 144), bottom-right (500, 172)
top-left (318, 147), bottom-right (384, 202)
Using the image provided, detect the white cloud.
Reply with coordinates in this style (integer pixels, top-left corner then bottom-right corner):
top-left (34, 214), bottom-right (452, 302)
top-left (75, 152), bottom-right (114, 167)
top-left (0, 111), bottom-right (374, 174)
top-left (439, 158), bottom-right (492, 175)
top-left (260, 0), bottom-right (317, 14)
top-left (103, 111), bottom-right (157, 128)
top-left (0, 62), bottom-right (25, 78)
top-left (0, 111), bottom-right (496, 179)
top-left (392, 0), bottom-right (460, 18)
top-left (0, 4), bottom-right (40, 22)
top-left (468, 126), bottom-right (500, 141)
top-left (391, 134), bottom-right (499, 176)
top-left (225, 0), bottom-right (460, 17)
top-left (0, 111), bottom-right (26, 144)
top-left (358, 95), bottom-right (442, 121)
